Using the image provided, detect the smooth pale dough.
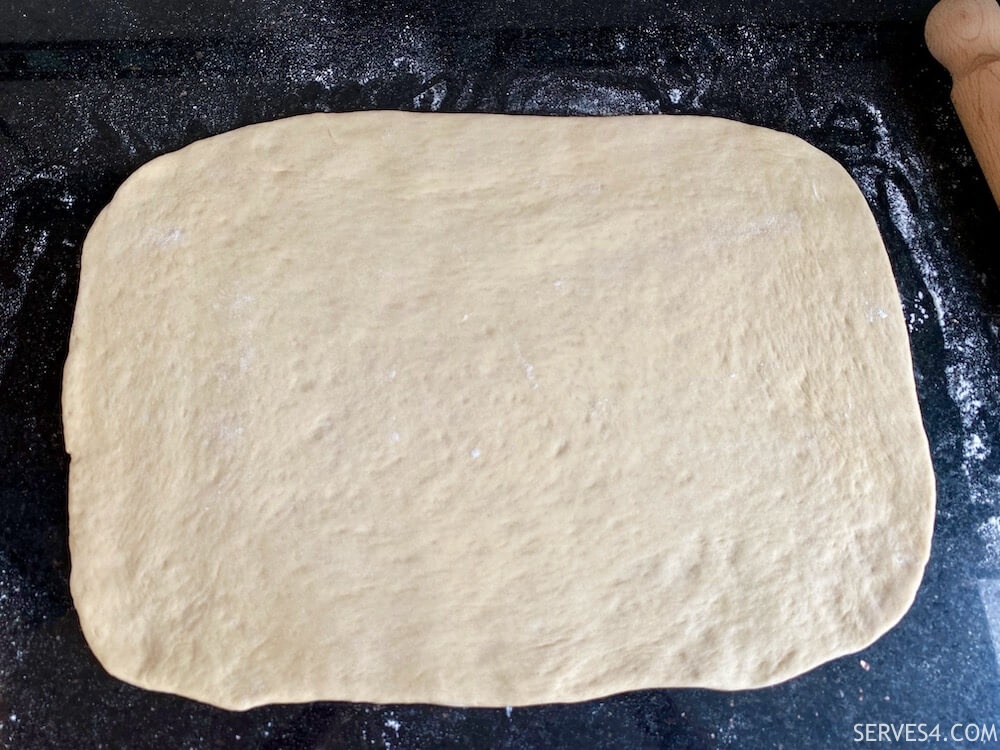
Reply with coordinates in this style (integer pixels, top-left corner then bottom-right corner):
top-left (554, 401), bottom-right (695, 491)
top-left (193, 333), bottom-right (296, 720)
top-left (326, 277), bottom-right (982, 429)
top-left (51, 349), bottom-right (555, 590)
top-left (64, 111), bottom-right (935, 710)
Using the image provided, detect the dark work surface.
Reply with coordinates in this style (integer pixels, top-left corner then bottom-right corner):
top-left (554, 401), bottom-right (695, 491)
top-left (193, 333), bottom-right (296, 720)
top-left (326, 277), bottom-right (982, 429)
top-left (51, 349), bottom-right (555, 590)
top-left (2, 1), bottom-right (1000, 748)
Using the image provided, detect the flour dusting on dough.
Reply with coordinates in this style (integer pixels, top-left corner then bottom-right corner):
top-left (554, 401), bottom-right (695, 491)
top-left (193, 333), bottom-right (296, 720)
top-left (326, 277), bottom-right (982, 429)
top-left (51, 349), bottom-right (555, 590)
top-left (513, 340), bottom-right (540, 389)
top-left (865, 306), bottom-right (889, 323)
top-left (145, 227), bottom-right (185, 249)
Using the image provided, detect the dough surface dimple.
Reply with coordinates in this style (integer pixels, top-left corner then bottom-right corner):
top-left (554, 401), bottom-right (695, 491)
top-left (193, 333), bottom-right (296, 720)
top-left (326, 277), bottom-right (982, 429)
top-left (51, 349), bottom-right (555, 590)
top-left (63, 111), bottom-right (935, 710)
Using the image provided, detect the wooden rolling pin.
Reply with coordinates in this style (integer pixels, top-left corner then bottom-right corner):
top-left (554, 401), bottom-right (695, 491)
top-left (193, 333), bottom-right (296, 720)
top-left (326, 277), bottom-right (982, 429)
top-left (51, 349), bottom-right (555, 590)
top-left (926, 0), bottom-right (1000, 207)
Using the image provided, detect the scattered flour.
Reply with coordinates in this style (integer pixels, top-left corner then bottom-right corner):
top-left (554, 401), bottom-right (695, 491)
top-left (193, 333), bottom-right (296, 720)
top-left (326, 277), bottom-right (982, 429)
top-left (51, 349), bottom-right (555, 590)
top-left (979, 517), bottom-right (1000, 567)
top-left (852, 102), bottom-right (1000, 509)
top-left (0, 550), bottom-right (31, 683)
top-left (380, 713), bottom-right (402, 749)
top-left (0, 228), bottom-right (49, 381)
top-left (287, 22), bottom-right (445, 97)
top-left (509, 77), bottom-right (661, 115)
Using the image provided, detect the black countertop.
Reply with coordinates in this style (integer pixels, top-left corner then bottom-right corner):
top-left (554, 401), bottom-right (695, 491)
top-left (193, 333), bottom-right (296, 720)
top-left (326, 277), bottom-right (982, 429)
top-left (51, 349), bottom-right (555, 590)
top-left (2, 2), bottom-right (999, 748)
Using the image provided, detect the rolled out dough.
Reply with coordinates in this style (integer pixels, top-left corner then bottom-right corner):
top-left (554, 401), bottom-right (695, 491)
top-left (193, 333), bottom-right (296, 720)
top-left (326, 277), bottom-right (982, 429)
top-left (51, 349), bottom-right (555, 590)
top-left (63, 111), bottom-right (935, 710)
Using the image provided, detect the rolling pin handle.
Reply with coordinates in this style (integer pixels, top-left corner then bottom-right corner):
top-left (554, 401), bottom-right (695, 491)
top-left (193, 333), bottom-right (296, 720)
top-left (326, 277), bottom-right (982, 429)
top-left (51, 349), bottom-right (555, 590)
top-left (927, 0), bottom-right (1000, 77)
top-left (926, 0), bottom-right (1000, 207)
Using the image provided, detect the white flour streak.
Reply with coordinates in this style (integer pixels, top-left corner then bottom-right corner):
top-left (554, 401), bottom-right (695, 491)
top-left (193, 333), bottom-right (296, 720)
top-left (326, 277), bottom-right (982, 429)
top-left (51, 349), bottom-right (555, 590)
top-left (885, 180), bottom-right (917, 244)
top-left (924, 283), bottom-right (948, 335)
